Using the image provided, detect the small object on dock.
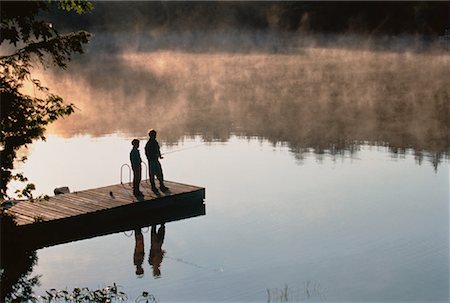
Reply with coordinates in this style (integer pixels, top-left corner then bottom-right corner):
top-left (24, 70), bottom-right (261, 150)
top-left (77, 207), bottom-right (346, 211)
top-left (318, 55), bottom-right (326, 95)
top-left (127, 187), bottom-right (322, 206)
top-left (1, 200), bottom-right (19, 210)
top-left (54, 186), bottom-right (70, 195)
top-left (109, 191), bottom-right (115, 198)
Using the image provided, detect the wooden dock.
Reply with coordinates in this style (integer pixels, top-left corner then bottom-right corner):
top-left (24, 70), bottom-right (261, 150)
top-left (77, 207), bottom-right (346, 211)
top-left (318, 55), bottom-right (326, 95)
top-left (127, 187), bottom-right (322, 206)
top-left (3, 180), bottom-right (205, 249)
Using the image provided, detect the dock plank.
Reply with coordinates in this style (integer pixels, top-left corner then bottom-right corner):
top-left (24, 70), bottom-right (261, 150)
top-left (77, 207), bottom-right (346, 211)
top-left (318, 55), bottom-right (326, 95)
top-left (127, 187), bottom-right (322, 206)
top-left (71, 191), bottom-right (127, 207)
top-left (13, 200), bottom-right (82, 217)
top-left (75, 192), bottom-right (131, 208)
top-left (45, 196), bottom-right (102, 213)
top-left (8, 207), bottom-right (59, 222)
top-left (11, 217), bottom-right (35, 226)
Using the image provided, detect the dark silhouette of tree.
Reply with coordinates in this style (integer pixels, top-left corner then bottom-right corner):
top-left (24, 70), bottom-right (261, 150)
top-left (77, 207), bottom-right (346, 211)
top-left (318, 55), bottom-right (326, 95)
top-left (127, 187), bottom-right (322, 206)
top-left (0, 214), bottom-right (39, 302)
top-left (50, 2), bottom-right (450, 36)
top-left (0, 1), bottom-right (93, 200)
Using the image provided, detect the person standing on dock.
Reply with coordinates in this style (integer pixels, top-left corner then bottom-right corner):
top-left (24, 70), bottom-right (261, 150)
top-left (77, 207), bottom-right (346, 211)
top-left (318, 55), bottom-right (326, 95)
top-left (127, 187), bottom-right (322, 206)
top-left (130, 139), bottom-right (143, 197)
top-left (145, 129), bottom-right (168, 192)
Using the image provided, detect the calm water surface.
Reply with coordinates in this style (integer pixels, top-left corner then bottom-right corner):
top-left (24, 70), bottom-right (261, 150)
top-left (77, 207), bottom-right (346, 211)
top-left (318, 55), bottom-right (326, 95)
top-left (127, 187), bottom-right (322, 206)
top-left (11, 134), bottom-right (448, 302)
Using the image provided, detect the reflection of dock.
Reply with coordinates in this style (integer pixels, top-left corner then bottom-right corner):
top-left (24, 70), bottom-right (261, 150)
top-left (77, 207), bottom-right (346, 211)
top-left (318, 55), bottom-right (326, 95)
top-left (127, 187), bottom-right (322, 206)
top-left (5, 180), bottom-right (205, 249)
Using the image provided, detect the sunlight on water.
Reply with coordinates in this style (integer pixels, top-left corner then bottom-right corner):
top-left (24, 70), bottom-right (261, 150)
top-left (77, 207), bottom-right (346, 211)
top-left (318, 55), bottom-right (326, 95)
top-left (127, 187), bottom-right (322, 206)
top-left (10, 135), bottom-right (448, 302)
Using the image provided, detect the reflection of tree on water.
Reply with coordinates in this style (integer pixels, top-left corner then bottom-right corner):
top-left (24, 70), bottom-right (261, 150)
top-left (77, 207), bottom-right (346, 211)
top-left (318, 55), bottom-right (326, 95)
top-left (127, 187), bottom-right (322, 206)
top-left (48, 49), bottom-right (450, 167)
top-left (0, 215), bottom-right (40, 302)
top-left (149, 224), bottom-right (166, 278)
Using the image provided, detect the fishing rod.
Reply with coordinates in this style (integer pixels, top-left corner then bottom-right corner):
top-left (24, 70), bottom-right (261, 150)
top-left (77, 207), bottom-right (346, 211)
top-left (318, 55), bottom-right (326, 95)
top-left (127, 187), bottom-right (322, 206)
top-left (161, 143), bottom-right (207, 156)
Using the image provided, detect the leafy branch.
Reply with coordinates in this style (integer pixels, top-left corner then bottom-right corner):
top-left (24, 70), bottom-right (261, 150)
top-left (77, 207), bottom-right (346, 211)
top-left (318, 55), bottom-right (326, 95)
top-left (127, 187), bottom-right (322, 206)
top-left (0, 1), bottom-right (92, 200)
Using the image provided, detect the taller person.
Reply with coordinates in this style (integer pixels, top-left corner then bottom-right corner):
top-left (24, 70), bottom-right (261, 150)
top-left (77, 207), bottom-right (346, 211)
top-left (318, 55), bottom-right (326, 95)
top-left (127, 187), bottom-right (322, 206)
top-left (145, 129), bottom-right (169, 192)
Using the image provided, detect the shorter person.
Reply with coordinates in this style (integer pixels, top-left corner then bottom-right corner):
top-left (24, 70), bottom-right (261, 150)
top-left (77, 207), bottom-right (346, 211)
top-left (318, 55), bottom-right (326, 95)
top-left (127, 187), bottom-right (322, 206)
top-left (130, 139), bottom-right (143, 197)
top-left (145, 129), bottom-right (168, 192)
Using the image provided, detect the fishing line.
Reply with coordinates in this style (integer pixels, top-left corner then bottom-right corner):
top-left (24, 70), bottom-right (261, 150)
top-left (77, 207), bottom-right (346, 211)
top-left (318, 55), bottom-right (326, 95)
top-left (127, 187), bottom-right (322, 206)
top-left (122, 230), bottom-right (223, 273)
top-left (165, 254), bottom-right (224, 273)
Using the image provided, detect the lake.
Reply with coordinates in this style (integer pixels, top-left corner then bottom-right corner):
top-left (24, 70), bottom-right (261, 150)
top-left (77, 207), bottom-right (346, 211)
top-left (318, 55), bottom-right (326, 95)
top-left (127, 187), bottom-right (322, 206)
top-left (6, 133), bottom-right (448, 302)
top-left (3, 37), bottom-right (450, 302)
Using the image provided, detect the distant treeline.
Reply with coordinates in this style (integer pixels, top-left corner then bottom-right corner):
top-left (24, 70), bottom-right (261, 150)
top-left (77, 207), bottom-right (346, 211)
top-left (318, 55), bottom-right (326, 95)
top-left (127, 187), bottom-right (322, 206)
top-left (47, 1), bottom-right (449, 36)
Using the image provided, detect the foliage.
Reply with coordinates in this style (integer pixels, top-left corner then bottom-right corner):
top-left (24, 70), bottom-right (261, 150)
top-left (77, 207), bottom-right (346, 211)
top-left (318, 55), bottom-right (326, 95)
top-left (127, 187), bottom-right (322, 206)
top-left (5, 272), bottom-right (41, 303)
top-left (37, 285), bottom-right (158, 302)
top-left (38, 284), bottom-right (129, 303)
top-left (0, 1), bottom-right (93, 200)
top-left (76, 2), bottom-right (449, 35)
top-left (0, 214), bottom-right (40, 303)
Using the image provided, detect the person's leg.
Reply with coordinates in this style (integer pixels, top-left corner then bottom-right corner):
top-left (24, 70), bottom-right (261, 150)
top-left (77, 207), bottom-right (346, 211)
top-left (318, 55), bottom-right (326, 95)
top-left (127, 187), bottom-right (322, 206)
top-left (149, 160), bottom-right (157, 190)
top-left (138, 166), bottom-right (142, 191)
top-left (158, 224), bottom-right (165, 243)
top-left (156, 161), bottom-right (168, 190)
top-left (132, 171), bottom-right (137, 193)
top-left (137, 167), bottom-right (141, 188)
top-left (156, 161), bottom-right (164, 186)
top-left (133, 167), bottom-right (141, 194)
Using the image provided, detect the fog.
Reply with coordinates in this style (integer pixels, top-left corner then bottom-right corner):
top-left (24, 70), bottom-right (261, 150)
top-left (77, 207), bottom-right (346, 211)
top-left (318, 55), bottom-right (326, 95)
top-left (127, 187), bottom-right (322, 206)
top-left (26, 31), bottom-right (449, 166)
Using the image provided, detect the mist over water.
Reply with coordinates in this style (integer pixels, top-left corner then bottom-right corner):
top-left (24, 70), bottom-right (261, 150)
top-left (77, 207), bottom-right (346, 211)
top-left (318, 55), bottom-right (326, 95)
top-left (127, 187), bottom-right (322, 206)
top-left (27, 32), bottom-right (448, 167)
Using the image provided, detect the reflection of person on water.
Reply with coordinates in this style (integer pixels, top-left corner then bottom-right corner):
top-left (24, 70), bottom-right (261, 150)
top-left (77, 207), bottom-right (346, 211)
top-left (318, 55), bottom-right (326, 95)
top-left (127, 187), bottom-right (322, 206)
top-left (130, 139), bottom-right (143, 197)
top-left (145, 129), bottom-right (168, 193)
top-left (149, 224), bottom-right (165, 277)
top-left (133, 228), bottom-right (145, 276)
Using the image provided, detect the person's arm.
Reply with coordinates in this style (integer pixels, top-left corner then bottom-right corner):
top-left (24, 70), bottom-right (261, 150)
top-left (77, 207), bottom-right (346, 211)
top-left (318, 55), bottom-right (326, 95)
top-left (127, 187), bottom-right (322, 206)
top-left (157, 142), bottom-right (163, 159)
top-left (144, 142), bottom-right (149, 159)
top-left (130, 150), bottom-right (134, 166)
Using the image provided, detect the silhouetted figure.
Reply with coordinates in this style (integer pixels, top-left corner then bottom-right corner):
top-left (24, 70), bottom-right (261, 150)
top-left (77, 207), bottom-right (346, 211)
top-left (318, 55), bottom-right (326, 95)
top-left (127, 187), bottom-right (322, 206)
top-left (130, 139), bottom-right (143, 197)
top-left (133, 228), bottom-right (145, 276)
top-left (149, 224), bottom-right (165, 278)
top-left (145, 130), bottom-right (168, 192)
